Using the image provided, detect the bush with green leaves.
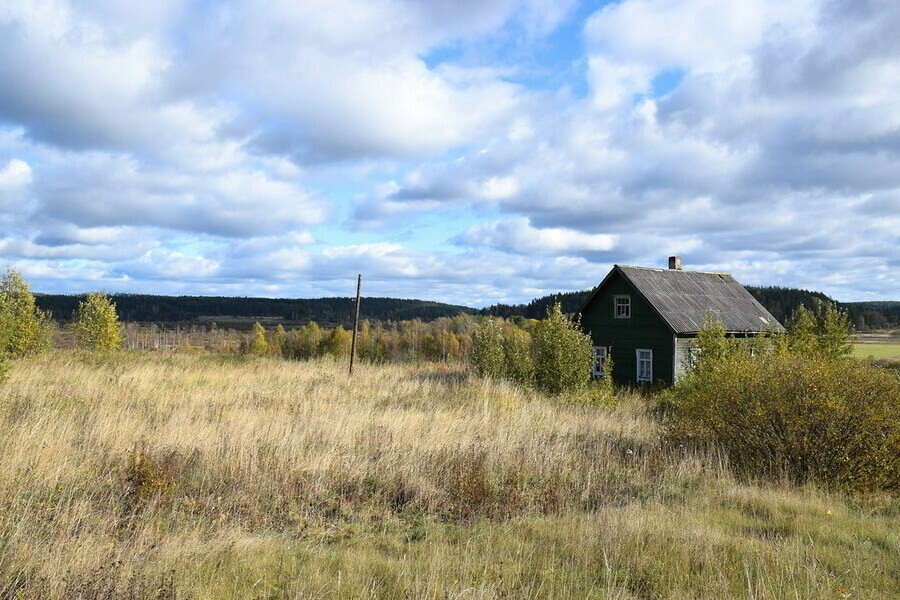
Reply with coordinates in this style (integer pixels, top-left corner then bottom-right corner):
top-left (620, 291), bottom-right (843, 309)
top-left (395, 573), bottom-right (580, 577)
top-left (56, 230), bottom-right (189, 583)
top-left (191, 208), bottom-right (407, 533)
top-left (71, 292), bottom-right (124, 351)
top-left (242, 322), bottom-right (269, 356)
top-left (470, 317), bottom-right (505, 379)
top-left (356, 326), bottom-right (390, 363)
top-left (421, 333), bottom-right (440, 361)
top-left (532, 303), bottom-right (593, 395)
top-left (284, 321), bottom-right (325, 360)
top-left (0, 328), bottom-right (9, 381)
top-left (786, 299), bottom-right (853, 359)
top-left (502, 325), bottom-right (534, 386)
top-left (596, 348), bottom-right (615, 394)
top-left (269, 324), bottom-right (287, 357)
top-left (325, 325), bottom-right (352, 358)
top-left (0, 267), bottom-right (54, 358)
top-left (669, 315), bottom-right (898, 491)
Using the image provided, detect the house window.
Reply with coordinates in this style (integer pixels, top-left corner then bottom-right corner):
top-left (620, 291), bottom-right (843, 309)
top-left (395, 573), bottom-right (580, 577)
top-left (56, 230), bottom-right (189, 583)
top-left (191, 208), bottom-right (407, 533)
top-left (592, 346), bottom-right (608, 377)
top-left (636, 349), bottom-right (653, 382)
top-left (688, 347), bottom-right (702, 370)
top-left (614, 296), bottom-right (631, 319)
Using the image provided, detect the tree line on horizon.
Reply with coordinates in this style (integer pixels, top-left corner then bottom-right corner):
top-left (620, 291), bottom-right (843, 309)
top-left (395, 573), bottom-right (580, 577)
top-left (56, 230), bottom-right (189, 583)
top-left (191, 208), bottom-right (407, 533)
top-left (33, 286), bottom-right (899, 331)
top-left (34, 294), bottom-right (471, 328)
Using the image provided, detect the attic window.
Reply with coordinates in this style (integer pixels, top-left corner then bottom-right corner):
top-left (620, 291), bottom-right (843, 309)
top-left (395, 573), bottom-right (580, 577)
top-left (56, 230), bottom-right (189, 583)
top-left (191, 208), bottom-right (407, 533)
top-left (614, 296), bottom-right (631, 319)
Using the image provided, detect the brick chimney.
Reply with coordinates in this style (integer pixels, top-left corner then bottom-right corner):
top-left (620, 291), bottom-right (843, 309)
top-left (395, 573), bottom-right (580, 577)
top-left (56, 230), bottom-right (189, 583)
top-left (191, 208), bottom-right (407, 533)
top-left (668, 256), bottom-right (682, 270)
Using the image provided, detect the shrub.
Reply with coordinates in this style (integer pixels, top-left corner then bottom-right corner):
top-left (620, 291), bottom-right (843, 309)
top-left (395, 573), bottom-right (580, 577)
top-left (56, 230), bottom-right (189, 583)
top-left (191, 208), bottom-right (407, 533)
top-left (242, 322), bottom-right (269, 356)
top-left (503, 325), bottom-right (534, 385)
top-left (471, 317), bottom-right (505, 379)
top-left (325, 325), bottom-right (352, 358)
top-left (421, 333), bottom-right (440, 361)
top-left (787, 299), bottom-right (853, 359)
top-left (123, 443), bottom-right (180, 513)
top-left (269, 323), bottom-right (287, 357)
top-left (285, 321), bottom-right (324, 360)
top-left (0, 302), bottom-right (10, 381)
top-left (690, 315), bottom-right (736, 371)
top-left (0, 267), bottom-right (54, 357)
top-left (71, 291), bottom-right (124, 351)
top-left (358, 334), bottom-right (390, 363)
top-left (0, 342), bottom-right (9, 381)
top-left (532, 303), bottom-right (593, 395)
top-left (669, 320), bottom-right (899, 491)
top-left (596, 348), bottom-right (615, 394)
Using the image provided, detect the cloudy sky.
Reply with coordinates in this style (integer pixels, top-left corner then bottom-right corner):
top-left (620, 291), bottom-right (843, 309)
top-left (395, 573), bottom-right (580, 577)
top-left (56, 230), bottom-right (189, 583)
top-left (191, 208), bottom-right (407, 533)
top-left (1, 0), bottom-right (897, 306)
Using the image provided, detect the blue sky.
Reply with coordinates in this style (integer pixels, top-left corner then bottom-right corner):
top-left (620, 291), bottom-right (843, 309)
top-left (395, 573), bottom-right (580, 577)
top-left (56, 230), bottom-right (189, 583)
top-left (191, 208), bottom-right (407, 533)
top-left (0, 0), bottom-right (897, 306)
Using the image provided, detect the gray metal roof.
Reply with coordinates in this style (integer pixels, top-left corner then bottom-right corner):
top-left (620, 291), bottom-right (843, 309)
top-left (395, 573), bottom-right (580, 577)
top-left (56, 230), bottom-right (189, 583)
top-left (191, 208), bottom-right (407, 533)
top-left (603, 265), bottom-right (783, 334)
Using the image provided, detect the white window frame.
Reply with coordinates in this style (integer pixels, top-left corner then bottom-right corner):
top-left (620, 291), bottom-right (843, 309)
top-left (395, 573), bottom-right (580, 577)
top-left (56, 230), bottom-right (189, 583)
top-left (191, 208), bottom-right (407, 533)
top-left (614, 295), bottom-right (631, 319)
top-left (636, 348), bottom-right (653, 382)
top-left (688, 346), bottom-right (702, 370)
top-left (592, 346), bottom-right (608, 377)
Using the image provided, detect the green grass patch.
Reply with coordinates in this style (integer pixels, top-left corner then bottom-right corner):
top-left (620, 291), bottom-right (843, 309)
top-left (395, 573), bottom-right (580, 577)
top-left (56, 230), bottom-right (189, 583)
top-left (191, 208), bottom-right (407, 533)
top-left (853, 342), bottom-right (900, 360)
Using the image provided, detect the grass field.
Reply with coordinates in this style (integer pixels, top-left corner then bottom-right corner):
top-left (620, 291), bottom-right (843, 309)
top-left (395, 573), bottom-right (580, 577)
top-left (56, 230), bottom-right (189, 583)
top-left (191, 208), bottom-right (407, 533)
top-left (0, 352), bottom-right (897, 599)
top-left (853, 330), bottom-right (900, 358)
top-left (853, 342), bottom-right (900, 360)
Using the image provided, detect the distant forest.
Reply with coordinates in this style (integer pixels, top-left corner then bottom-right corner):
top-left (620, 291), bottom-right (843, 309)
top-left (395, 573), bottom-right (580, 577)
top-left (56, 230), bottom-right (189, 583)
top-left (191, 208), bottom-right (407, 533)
top-left (34, 294), bottom-right (472, 329)
top-left (35, 286), bottom-right (899, 331)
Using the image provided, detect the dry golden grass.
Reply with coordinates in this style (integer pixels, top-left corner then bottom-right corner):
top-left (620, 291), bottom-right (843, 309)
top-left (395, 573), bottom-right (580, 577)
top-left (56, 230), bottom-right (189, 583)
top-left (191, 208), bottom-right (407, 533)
top-left (0, 351), bottom-right (897, 599)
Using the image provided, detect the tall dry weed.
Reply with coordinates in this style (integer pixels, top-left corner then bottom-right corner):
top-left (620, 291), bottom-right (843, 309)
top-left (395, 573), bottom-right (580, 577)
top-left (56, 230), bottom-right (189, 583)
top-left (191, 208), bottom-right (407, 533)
top-left (0, 351), bottom-right (895, 598)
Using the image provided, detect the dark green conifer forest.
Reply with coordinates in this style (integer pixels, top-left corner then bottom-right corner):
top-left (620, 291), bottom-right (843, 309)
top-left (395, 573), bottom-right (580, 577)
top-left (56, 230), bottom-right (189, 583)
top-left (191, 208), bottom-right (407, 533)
top-left (34, 287), bottom-right (898, 330)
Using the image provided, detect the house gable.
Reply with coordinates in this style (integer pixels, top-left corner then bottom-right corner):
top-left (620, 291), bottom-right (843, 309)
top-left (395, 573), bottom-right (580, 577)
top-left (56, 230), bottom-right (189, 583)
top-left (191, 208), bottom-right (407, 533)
top-left (580, 268), bottom-right (676, 386)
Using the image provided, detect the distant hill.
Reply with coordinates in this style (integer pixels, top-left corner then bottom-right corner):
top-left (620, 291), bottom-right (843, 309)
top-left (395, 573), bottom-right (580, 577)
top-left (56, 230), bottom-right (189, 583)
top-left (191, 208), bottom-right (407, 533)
top-left (35, 294), bottom-right (475, 328)
top-left (480, 285), bottom-right (899, 331)
top-left (479, 290), bottom-right (592, 320)
top-left (744, 286), bottom-right (832, 324)
top-left (743, 288), bottom-right (898, 331)
top-left (841, 301), bottom-right (900, 331)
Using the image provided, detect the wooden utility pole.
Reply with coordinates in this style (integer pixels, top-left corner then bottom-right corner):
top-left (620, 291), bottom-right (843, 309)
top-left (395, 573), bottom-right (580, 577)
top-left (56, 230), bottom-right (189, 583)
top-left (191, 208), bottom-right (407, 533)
top-left (349, 274), bottom-right (362, 375)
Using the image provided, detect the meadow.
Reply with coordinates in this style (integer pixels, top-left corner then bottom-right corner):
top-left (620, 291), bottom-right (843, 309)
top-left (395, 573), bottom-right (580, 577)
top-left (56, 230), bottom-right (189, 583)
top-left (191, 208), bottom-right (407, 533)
top-left (853, 342), bottom-right (900, 360)
top-left (852, 331), bottom-right (900, 373)
top-left (0, 351), bottom-right (897, 599)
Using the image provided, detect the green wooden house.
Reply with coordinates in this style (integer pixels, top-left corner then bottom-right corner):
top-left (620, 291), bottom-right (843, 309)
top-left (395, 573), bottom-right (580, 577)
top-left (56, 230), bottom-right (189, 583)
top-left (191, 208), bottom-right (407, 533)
top-left (578, 257), bottom-right (783, 386)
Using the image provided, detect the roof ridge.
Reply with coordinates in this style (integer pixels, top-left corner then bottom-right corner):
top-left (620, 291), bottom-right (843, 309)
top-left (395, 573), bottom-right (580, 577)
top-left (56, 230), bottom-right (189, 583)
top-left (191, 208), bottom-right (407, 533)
top-left (615, 264), bottom-right (732, 276)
